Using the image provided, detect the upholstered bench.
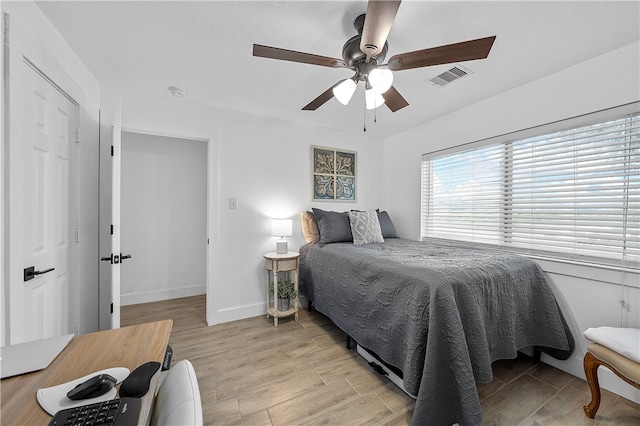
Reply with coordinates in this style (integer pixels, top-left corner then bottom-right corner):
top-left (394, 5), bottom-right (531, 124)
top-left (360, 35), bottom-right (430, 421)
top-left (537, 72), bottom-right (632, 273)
top-left (582, 327), bottom-right (640, 418)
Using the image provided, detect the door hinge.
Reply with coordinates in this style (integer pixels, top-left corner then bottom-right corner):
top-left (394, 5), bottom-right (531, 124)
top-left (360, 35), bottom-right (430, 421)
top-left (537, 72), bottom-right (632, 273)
top-left (75, 129), bottom-right (80, 143)
top-left (74, 228), bottom-right (80, 242)
top-left (110, 303), bottom-right (113, 314)
top-left (111, 145), bottom-right (114, 156)
top-left (110, 224), bottom-right (114, 235)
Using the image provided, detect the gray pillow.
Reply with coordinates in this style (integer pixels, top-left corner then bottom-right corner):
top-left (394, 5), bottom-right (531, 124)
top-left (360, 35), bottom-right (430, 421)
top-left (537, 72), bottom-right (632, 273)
top-left (377, 210), bottom-right (398, 238)
top-left (312, 208), bottom-right (353, 245)
top-left (348, 210), bottom-right (384, 245)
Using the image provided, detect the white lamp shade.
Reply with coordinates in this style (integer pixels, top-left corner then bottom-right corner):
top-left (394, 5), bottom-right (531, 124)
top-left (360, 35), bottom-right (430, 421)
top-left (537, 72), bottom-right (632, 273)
top-left (332, 79), bottom-right (357, 105)
top-left (368, 68), bottom-right (394, 94)
top-left (365, 87), bottom-right (386, 110)
top-left (271, 219), bottom-right (293, 237)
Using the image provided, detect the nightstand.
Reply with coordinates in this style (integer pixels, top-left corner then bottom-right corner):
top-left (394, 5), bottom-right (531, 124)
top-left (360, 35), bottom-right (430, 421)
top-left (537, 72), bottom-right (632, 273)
top-left (264, 251), bottom-right (300, 327)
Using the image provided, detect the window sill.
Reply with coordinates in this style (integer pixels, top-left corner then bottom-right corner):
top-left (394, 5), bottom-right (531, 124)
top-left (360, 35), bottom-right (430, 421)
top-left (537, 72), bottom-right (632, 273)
top-left (527, 255), bottom-right (639, 288)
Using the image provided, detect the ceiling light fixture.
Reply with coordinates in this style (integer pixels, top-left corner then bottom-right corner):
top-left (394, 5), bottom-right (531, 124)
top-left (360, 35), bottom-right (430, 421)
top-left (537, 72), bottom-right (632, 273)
top-left (365, 82), bottom-right (385, 110)
top-left (367, 68), bottom-right (393, 94)
top-left (333, 79), bottom-right (357, 105)
top-left (168, 86), bottom-right (187, 98)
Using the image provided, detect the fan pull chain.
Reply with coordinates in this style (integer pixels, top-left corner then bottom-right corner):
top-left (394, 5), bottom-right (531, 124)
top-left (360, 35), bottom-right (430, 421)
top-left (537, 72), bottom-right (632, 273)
top-left (363, 94), bottom-right (367, 132)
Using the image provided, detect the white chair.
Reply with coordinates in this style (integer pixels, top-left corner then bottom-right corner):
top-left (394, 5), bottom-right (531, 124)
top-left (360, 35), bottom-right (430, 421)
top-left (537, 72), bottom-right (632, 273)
top-left (150, 360), bottom-right (203, 426)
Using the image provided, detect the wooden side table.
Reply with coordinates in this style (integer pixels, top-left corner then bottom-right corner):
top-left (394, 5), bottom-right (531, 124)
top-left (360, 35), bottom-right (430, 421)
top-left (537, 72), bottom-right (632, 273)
top-left (264, 251), bottom-right (299, 327)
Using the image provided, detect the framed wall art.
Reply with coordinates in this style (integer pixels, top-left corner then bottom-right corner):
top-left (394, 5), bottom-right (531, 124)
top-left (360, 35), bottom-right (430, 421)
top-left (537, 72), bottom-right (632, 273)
top-left (311, 145), bottom-right (357, 202)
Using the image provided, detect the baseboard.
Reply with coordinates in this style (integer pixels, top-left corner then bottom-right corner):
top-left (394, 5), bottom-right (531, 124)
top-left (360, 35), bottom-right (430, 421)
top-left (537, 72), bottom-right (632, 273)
top-left (121, 284), bottom-right (205, 306)
top-left (216, 302), bottom-right (267, 324)
top-left (542, 353), bottom-right (640, 404)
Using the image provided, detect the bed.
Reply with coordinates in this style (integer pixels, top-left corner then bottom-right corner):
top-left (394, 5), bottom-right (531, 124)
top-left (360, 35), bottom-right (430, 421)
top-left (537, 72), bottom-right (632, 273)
top-left (298, 209), bottom-right (574, 426)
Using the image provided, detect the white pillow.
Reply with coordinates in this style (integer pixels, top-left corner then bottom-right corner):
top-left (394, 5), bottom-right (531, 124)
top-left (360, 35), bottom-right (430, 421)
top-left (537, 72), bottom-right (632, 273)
top-left (583, 327), bottom-right (640, 363)
top-left (348, 210), bottom-right (384, 245)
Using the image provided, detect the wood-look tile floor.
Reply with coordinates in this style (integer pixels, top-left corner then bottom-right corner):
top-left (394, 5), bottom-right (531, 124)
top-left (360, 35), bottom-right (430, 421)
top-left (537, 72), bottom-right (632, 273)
top-left (121, 295), bottom-right (640, 425)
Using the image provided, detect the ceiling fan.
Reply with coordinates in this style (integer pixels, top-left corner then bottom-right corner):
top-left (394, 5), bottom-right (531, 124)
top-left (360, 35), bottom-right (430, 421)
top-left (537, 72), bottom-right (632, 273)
top-left (253, 0), bottom-right (496, 113)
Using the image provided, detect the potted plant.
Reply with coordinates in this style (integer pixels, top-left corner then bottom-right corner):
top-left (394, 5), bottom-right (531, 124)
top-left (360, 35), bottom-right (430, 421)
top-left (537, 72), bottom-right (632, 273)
top-left (269, 279), bottom-right (297, 311)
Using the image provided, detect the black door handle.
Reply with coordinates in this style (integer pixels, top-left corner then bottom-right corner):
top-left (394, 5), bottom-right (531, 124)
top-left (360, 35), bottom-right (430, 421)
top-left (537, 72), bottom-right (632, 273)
top-left (100, 254), bottom-right (130, 264)
top-left (24, 266), bottom-right (55, 282)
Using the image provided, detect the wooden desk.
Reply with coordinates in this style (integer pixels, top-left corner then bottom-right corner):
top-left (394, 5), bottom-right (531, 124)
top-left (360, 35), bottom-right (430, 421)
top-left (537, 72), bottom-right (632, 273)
top-left (1, 320), bottom-right (173, 425)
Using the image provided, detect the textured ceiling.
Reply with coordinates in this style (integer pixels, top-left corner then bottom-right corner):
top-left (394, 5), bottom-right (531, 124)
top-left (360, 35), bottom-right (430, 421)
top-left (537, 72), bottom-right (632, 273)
top-left (35, 1), bottom-right (640, 138)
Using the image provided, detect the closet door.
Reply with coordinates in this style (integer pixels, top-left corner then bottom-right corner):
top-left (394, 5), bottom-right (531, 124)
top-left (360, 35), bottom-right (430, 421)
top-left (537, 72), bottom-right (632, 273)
top-left (8, 60), bottom-right (77, 343)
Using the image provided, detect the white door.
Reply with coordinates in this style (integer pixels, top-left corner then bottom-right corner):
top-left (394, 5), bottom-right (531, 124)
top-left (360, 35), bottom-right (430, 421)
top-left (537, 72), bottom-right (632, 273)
top-left (7, 60), bottom-right (77, 344)
top-left (99, 100), bottom-right (125, 329)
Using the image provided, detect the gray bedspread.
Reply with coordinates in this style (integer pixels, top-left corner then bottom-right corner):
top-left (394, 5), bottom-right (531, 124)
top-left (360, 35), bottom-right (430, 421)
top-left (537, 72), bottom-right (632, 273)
top-left (299, 238), bottom-right (574, 426)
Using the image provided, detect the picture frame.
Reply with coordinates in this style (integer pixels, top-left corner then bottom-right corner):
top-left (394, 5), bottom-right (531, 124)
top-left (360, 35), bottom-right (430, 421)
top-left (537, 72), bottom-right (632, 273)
top-left (311, 145), bottom-right (357, 202)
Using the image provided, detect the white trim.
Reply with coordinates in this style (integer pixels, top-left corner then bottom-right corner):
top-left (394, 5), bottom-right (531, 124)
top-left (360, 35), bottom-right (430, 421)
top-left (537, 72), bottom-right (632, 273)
top-left (216, 302), bottom-right (267, 324)
top-left (114, 127), bottom-right (217, 325)
top-left (532, 256), bottom-right (639, 288)
top-left (121, 126), bottom-right (208, 143)
top-left (121, 284), bottom-right (206, 306)
top-left (1, 12), bottom-right (7, 347)
top-left (23, 57), bottom-right (78, 106)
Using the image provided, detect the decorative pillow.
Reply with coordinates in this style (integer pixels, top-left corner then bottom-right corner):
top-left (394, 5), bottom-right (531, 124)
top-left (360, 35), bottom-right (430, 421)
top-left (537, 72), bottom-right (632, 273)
top-left (312, 208), bottom-right (353, 245)
top-left (348, 210), bottom-right (384, 245)
top-left (300, 211), bottom-right (320, 243)
top-left (377, 210), bottom-right (398, 238)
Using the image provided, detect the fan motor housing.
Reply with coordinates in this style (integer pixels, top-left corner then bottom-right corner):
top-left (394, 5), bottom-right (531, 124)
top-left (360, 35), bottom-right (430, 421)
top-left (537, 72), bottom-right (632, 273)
top-left (342, 35), bottom-right (388, 66)
top-left (342, 14), bottom-right (388, 68)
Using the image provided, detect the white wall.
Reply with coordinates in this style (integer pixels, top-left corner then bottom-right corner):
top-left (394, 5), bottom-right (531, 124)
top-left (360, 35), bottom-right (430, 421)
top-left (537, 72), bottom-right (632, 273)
top-left (7, 0), bottom-right (637, 405)
top-left (100, 86), bottom-right (384, 325)
top-left (1, 1), bottom-right (101, 338)
top-left (120, 132), bottom-right (207, 305)
top-left (382, 41), bottom-right (640, 402)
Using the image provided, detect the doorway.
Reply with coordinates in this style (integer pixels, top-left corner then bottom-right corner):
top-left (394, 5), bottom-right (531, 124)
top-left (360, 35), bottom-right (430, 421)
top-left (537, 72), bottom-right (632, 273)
top-left (120, 131), bottom-right (207, 307)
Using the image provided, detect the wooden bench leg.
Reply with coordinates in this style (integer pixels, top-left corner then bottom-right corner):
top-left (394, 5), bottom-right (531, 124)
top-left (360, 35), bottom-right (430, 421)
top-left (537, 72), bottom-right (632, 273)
top-left (583, 351), bottom-right (602, 419)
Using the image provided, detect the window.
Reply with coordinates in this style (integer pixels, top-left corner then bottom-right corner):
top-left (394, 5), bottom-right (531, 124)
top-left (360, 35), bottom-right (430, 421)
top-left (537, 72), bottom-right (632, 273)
top-left (421, 104), bottom-right (639, 269)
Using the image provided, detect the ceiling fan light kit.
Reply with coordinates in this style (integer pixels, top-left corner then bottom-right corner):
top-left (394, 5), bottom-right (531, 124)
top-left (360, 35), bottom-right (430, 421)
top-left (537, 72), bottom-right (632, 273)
top-left (365, 85), bottom-right (386, 110)
top-left (253, 0), bottom-right (496, 121)
top-left (368, 68), bottom-right (394, 94)
top-left (333, 79), bottom-right (358, 105)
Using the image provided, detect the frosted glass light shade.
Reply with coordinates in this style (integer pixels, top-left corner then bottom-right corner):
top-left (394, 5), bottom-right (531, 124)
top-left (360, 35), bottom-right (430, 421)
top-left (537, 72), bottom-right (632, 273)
top-left (368, 68), bottom-right (393, 93)
top-left (271, 219), bottom-right (293, 237)
top-left (332, 79), bottom-right (357, 105)
top-left (365, 87), bottom-right (385, 110)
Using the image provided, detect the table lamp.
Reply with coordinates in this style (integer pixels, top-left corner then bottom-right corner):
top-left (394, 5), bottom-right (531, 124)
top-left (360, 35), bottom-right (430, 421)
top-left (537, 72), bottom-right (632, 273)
top-left (272, 219), bottom-right (293, 254)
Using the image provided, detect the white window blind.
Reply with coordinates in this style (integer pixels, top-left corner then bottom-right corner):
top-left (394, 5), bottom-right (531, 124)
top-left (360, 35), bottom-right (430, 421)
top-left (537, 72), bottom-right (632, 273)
top-left (422, 105), bottom-right (639, 269)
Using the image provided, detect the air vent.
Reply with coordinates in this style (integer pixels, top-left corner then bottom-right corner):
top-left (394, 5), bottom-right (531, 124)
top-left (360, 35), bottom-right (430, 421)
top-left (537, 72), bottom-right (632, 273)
top-left (427, 65), bottom-right (473, 87)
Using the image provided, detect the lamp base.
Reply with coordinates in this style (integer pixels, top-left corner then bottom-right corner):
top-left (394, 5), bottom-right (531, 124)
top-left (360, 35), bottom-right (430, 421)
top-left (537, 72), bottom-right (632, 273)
top-left (276, 240), bottom-right (288, 254)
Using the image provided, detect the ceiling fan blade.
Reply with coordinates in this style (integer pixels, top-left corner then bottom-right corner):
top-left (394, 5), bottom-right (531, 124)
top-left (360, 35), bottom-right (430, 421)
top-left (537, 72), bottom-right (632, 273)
top-left (360, 0), bottom-right (402, 62)
top-left (253, 44), bottom-right (346, 68)
top-left (387, 36), bottom-right (496, 71)
top-left (302, 83), bottom-right (340, 111)
top-left (383, 85), bottom-right (409, 112)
